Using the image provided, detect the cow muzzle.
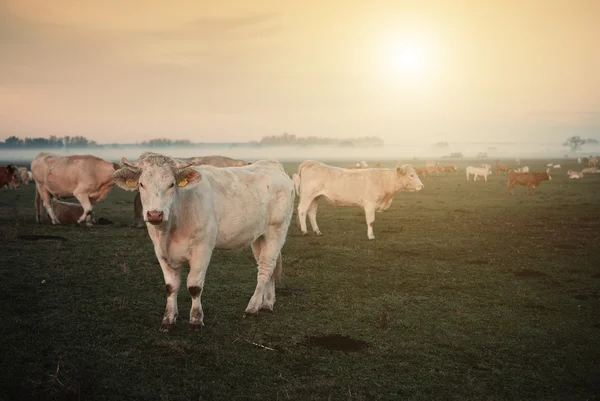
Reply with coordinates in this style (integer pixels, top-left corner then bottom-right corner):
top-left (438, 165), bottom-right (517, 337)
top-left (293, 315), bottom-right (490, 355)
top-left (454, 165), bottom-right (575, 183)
top-left (146, 210), bottom-right (164, 224)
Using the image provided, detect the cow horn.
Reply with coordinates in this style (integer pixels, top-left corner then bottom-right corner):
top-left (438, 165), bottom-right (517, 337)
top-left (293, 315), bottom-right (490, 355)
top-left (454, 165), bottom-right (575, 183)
top-left (121, 157), bottom-right (139, 169)
top-left (174, 162), bottom-right (195, 169)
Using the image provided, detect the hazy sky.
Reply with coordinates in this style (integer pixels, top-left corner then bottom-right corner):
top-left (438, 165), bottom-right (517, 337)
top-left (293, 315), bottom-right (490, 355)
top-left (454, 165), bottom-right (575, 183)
top-left (1, 0), bottom-right (599, 144)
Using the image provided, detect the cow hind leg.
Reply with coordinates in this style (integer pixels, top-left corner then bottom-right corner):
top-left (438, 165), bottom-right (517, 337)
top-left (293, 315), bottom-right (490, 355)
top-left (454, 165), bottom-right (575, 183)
top-left (34, 185), bottom-right (43, 223)
top-left (73, 190), bottom-right (94, 226)
top-left (307, 197), bottom-right (322, 235)
top-left (297, 196), bottom-right (316, 235)
top-left (38, 186), bottom-right (60, 224)
top-left (246, 229), bottom-right (285, 315)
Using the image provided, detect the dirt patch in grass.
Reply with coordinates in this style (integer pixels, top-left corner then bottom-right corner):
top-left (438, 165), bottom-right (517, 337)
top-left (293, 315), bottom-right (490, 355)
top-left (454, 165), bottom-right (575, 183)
top-left (276, 287), bottom-right (307, 296)
top-left (513, 269), bottom-right (547, 278)
top-left (17, 234), bottom-right (68, 241)
top-left (591, 323), bottom-right (600, 329)
top-left (591, 273), bottom-right (600, 279)
top-left (466, 259), bottom-right (491, 265)
top-left (573, 294), bottom-right (588, 301)
top-left (301, 334), bottom-right (370, 352)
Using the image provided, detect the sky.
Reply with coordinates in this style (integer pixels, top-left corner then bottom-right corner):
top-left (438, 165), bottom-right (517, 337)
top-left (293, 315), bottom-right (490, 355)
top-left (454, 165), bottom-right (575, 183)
top-left (1, 0), bottom-right (599, 144)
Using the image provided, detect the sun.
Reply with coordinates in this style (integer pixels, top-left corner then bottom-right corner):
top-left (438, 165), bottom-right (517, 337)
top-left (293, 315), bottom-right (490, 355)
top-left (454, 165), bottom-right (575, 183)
top-left (376, 33), bottom-right (435, 86)
top-left (393, 41), bottom-right (425, 73)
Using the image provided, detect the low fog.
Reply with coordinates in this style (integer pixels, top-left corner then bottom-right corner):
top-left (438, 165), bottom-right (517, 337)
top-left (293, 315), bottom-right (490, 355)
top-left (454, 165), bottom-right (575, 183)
top-left (1, 142), bottom-right (599, 164)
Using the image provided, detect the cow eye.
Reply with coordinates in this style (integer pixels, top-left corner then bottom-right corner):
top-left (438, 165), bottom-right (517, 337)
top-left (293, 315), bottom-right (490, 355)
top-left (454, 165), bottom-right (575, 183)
top-left (169, 183), bottom-right (175, 189)
top-left (139, 183), bottom-right (145, 189)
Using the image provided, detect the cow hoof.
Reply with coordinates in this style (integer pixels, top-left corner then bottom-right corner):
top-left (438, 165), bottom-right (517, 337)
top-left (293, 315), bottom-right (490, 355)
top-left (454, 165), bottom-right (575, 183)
top-left (243, 311), bottom-right (259, 318)
top-left (314, 231), bottom-right (322, 236)
top-left (159, 323), bottom-right (175, 332)
top-left (260, 306), bottom-right (274, 313)
top-left (188, 323), bottom-right (203, 331)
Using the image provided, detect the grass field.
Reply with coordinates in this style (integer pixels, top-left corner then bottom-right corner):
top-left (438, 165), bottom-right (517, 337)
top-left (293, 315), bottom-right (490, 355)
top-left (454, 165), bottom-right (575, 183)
top-left (1, 158), bottom-right (599, 401)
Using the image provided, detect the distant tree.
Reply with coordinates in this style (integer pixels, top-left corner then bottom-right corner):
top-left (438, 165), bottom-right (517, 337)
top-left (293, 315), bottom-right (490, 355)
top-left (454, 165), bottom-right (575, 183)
top-left (586, 138), bottom-right (599, 145)
top-left (433, 141), bottom-right (449, 148)
top-left (563, 136), bottom-right (586, 152)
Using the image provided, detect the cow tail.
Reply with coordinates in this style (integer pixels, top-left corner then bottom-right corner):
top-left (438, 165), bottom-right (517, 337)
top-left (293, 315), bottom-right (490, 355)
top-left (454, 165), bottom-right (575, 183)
top-left (273, 252), bottom-right (283, 283)
top-left (292, 173), bottom-right (301, 196)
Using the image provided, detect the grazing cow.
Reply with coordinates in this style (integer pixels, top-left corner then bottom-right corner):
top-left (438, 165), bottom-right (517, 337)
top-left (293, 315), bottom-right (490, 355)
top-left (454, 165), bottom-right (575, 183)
top-left (414, 167), bottom-right (429, 178)
top-left (296, 160), bottom-right (423, 240)
top-left (581, 167), bottom-right (598, 174)
top-left (112, 154), bottom-right (295, 331)
top-left (513, 166), bottom-right (529, 173)
top-left (45, 199), bottom-right (85, 224)
top-left (589, 157), bottom-right (598, 167)
top-left (31, 153), bottom-right (119, 226)
top-left (577, 158), bottom-right (582, 164)
top-left (508, 168), bottom-right (552, 195)
top-left (567, 170), bottom-right (584, 179)
top-left (466, 166), bottom-right (492, 181)
top-left (0, 164), bottom-right (20, 189)
top-left (132, 153), bottom-right (252, 227)
top-left (553, 164), bottom-right (561, 169)
top-left (375, 162), bottom-right (381, 168)
top-left (17, 167), bottom-right (32, 185)
top-left (482, 164), bottom-right (492, 170)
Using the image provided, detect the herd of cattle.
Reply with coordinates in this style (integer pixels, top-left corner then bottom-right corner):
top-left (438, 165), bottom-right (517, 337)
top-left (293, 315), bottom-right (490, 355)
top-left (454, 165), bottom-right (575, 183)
top-left (0, 151), bottom-right (598, 330)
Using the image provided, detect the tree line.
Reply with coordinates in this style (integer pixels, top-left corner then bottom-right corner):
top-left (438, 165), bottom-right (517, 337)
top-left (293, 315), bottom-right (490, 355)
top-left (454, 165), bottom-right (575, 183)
top-left (0, 133), bottom-right (385, 148)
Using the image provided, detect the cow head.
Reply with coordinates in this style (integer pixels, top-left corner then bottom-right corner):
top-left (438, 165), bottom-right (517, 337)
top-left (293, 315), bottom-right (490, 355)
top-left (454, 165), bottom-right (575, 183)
top-left (112, 155), bottom-right (201, 225)
top-left (6, 165), bottom-right (20, 188)
top-left (546, 168), bottom-right (552, 180)
top-left (395, 163), bottom-right (424, 192)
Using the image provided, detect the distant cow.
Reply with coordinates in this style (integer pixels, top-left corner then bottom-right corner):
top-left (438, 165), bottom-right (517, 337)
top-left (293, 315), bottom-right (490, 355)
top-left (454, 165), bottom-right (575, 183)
top-left (577, 158), bottom-right (582, 164)
top-left (496, 163), bottom-right (510, 174)
top-left (439, 165), bottom-right (457, 173)
top-left (466, 166), bottom-right (492, 181)
top-left (31, 153), bottom-right (119, 226)
top-left (553, 164), bottom-right (561, 169)
top-left (132, 153), bottom-right (252, 227)
top-left (567, 170), bottom-right (584, 179)
top-left (546, 163), bottom-right (554, 167)
top-left (589, 157), bottom-right (598, 167)
top-left (425, 161), bottom-right (439, 175)
top-left (112, 154), bottom-right (295, 331)
top-left (296, 160), bottom-right (423, 239)
top-left (0, 164), bottom-right (20, 189)
top-left (508, 168), bottom-right (552, 195)
top-left (414, 167), bottom-right (429, 178)
top-left (513, 166), bottom-right (529, 173)
top-left (17, 167), bottom-right (32, 185)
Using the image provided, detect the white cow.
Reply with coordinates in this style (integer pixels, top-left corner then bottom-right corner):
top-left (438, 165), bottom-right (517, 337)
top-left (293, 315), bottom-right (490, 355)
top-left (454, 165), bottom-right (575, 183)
top-left (112, 154), bottom-right (295, 331)
top-left (546, 163), bottom-right (554, 167)
top-left (553, 164), bottom-right (561, 169)
top-left (577, 158), bottom-right (582, 164)
top-left (466, 166), bottom-right (492, 181)
top-left (514, 166), bottom-right (529, 173)
top-left (567, 170), bottom-right (584, 179)
top-left (581, 167), bottom-right (600, 174)
top-left (296, 160), bottom-right (423, 240)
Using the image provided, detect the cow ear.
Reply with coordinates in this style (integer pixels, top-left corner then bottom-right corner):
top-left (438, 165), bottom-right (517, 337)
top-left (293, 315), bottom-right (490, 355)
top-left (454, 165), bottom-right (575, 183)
top-left (112, 168), bottom-right (141, 191)
top-left (396, 165), bottom-right (407, 175)
top-left (175, 167), bottom-right (201, 188)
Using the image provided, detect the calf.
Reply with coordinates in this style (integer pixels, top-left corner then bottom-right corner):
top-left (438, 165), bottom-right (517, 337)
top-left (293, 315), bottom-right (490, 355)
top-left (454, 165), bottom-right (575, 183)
top-left (18, 167), bottom-right (32, 185)
top-left (466, 166), bottom-right (491, 181)
top-left (508, 168), bottom-right (552, 195)
top-left (0, 165), bottom-right (20, 189)
top-left (46, 199), bottom-right (86, 224)
top-left (296, 160), bottom-right (423, 240)
top-left (112, 154), bottom-right (295, 331)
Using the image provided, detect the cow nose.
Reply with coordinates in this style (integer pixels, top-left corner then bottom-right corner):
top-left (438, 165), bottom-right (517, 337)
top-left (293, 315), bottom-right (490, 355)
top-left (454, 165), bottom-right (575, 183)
top-left (146, 210), bottom-right (164, 223)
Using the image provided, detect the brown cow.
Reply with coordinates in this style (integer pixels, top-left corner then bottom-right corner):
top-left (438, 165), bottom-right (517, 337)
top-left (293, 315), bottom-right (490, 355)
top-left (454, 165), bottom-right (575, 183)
top-left (0, 164), bottom-right (20, 189)
top-left (31, 153), bottom-right (120, 226)
top-left (131, 153), bottom-right (252, 227)
top-left (496, 164), bottom-right (510, 174)
top-left (45, 199), bottom-right (85, 224)
top-left (439, 165), bottom-right (457, 173)
top-left (508, 168), bottom-right (552, 195)
top-left (414, 167), bottom-right (429, 178)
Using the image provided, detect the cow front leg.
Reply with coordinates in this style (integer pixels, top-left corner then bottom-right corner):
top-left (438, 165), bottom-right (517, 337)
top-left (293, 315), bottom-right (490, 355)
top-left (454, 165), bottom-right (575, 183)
top-left (73, 190), bottom-right (93, 226)
top-left (364, 204), bottom-right (376, 240)
top-left (156, 254), bottom-right (181, 332)
top-left (38, 187), bottom-right (60, 224)
top-left (187, 245), bottom-right (213, 330)
top-left (297, 197), bottom-right (314, 234)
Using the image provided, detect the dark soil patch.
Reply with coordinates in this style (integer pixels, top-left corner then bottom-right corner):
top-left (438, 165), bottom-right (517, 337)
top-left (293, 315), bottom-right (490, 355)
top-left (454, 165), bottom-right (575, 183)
top-left (573, 294), bottom-right (588, 301)
top-left (276, 288), bottom-right (307, 296)
top-left (301, 334), bottom-right (369, 352)
top-left (96, 217), bottom-right (113, 225)
top-left (466, 259), bottom-right (490, 265)
top-left (591, 273), bottom-right (600, 279)
top-left (17, 234), bottom-right (68, 241)
top-left (591, 323), bottom-right (600, 329)
top-left (513, 269), bottom-right (547, 278)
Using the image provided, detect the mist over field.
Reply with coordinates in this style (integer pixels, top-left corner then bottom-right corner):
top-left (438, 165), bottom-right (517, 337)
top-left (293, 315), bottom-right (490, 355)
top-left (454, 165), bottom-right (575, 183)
top-left (1, 141), bottom-right (598, 164)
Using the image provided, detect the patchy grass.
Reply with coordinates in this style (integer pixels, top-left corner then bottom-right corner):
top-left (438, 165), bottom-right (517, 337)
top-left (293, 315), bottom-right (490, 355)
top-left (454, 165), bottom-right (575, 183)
top-left (1, 158), bottom-right (599, 401)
